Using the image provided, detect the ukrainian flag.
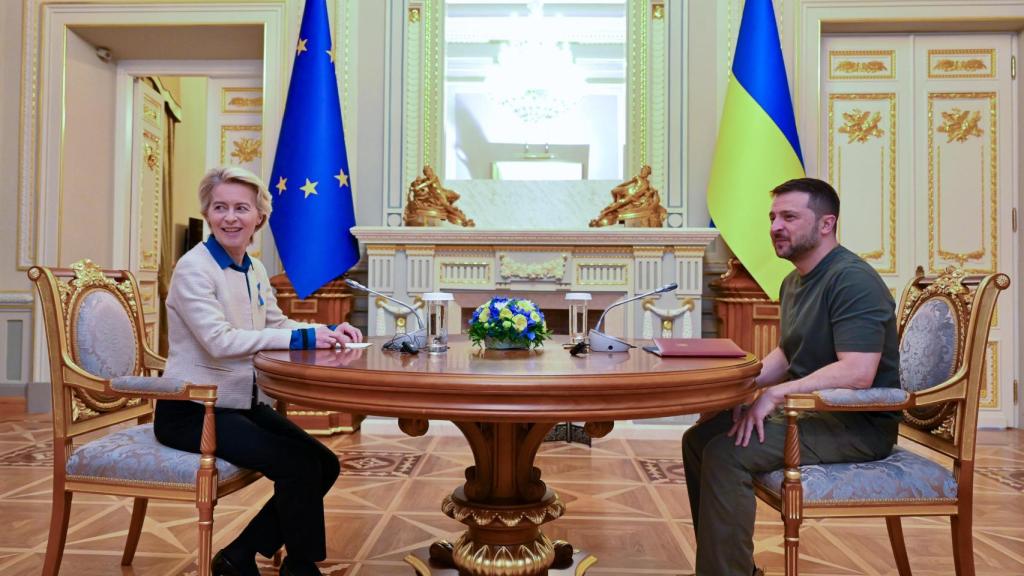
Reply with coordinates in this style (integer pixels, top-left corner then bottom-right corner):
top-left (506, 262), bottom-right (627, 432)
top-left (269, 0), bottom-right (359, 299)
top-left (707, 0), bottom-right (804, 300)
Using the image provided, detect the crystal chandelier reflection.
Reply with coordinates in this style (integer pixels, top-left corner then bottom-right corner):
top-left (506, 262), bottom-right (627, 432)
top-left (485, 0), bottom-right (586, 126)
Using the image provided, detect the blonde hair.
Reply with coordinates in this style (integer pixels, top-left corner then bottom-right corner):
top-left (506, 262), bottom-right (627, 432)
top-left (198, 166), bottom-right (273, 234)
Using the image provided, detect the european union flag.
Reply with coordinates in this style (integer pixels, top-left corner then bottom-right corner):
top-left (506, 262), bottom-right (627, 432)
top-left (269, 0), bottom-right (358, 299)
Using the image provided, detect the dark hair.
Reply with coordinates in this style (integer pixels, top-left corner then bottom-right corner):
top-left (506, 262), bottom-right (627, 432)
top-left (770, 178), bottom-right (840, 220)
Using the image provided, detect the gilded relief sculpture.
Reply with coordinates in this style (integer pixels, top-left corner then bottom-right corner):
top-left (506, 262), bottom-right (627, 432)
top-left (403, 165), bottom-right (475, 227)
top-left (589, 164), bottom-right (667, 227)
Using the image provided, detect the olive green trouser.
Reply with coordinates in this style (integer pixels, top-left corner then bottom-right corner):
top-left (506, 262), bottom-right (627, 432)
top-left (681, 410), bottom-right (896, 576)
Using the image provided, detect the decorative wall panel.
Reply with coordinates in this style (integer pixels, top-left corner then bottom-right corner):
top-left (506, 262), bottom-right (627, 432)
top-left (828, 93), bottom-right (897, 273)
top-left (221, 87), bottom-right (263, 113)
top-left (928, 49), bottom-right (996, 79)
top-left (927, 92), bottom-right (997, 274)
top-left (220, 125), bottom-right (263, 173)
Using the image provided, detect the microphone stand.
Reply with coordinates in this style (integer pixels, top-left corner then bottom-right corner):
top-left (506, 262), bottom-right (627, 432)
top-left (545, 283), bottom-right (680, 447)
top-left (345, 279), bottom-right (425, 351)
top-left (588, 282), bottom-right (679, 352)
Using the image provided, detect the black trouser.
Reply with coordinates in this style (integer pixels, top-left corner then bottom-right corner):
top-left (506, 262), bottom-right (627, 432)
top-left (682, 410), bottom-right (896, 576)
top-left (154, 400), bottom-right (340, 562)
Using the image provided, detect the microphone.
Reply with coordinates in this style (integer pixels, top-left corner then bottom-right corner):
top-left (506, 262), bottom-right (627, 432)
top-left (345, 279), bottom-right (425, 352)
top-left (589, 282), bottom-right (678, 352)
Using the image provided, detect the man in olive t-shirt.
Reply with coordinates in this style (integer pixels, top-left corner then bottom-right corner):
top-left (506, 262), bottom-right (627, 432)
top-left (682, 178), bottom-right (900, 576)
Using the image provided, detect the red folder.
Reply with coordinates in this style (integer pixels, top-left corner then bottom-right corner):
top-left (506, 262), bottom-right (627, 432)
top-left (646, 338), bottom-right (747, 358)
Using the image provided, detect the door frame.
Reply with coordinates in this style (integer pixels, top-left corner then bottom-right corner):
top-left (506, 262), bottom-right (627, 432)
top-left (21, 1), bottom-right (290, 383)
top-left (113, 59), bottom-right (265, 271)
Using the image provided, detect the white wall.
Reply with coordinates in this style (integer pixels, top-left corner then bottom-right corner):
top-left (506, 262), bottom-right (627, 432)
top-left (61, 30), bottom-right (117, 267)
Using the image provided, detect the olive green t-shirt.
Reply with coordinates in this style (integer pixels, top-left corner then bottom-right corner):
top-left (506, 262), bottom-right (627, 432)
top-left (778, 245), bottom-right (901, 425)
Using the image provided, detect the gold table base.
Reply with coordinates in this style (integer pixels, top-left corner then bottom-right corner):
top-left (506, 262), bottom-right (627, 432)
top-left (404, 547), bottom-right (597, 576)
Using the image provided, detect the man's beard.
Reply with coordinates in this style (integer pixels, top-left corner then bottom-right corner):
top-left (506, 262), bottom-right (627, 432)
top-left (773, 228), bottom-right (820, 261)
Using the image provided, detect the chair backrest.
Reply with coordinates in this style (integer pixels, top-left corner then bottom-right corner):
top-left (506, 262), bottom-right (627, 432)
top-left (895, 266), bottom-right (1008, 465)
top-left (29, 260), bottom-right (154, 448)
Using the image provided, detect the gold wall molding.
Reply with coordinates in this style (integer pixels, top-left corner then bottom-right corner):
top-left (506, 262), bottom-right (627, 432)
top-left (928, 48), bottom-right (996, 79)
top-left (399, 0), bottom-right (670, 226)
top-left (829, 49), bottom-right (895, 80)
top-left (828, 93), bottom-right (896, 273)
top-left (221, 87), bottom-right (263, 113)
top-left (927, 92), bottom-right (998, 274)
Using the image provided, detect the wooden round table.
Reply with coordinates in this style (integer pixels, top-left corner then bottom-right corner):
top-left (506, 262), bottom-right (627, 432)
top-left (255, 336), bottom-right (759, 576)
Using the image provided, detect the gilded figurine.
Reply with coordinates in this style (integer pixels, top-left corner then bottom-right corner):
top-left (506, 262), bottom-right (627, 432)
top-left (403, 165), bottom-right (475, 227)
top-left (589, 165), bottom-right (667, 227)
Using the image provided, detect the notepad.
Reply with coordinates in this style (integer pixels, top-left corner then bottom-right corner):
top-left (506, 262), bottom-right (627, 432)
top-left (642, 338), bottom-right (746, 358)
top-left (343, 342), bottom-right (373, 349)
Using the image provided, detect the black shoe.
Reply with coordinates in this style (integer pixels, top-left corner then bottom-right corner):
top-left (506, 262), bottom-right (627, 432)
top-left (211, 548), bottom-right (259, 576)
top-left (279, 556), bottom-right (323, 576)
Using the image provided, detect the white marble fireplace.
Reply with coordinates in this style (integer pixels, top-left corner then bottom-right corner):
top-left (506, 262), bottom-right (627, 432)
top-left (351, 227), bottom-right (718, 342)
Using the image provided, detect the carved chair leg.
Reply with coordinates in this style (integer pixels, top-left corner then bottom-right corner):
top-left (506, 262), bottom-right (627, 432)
top-left (41, 489), bottom-right (73, 576)
top-left (885, 516), bottom-right (912, 576)
top-left (951, 514), bottom-right (976, 576)
top-left (121, 497), bottom-right (149, 565)
top-left (782, 509), bottom-right (801, 576)
top-left (197, 499), bottom-right (214, 576)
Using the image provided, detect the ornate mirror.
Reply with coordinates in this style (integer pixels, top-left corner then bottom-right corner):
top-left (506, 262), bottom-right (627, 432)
top-left (397, 0), bottom-right (676, 228)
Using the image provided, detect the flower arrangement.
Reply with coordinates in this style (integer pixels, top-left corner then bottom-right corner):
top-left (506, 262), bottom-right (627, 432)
top-left (468, 297), bottom-right (552, 349)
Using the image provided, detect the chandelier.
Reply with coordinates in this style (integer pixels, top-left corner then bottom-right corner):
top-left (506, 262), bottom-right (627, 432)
top-left (484, 1), bottom-right (586, 126)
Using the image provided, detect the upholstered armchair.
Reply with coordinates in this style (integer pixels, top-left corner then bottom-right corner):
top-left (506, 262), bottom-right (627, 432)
top-left (753, 266), bottom-right (1009, 576)
top-left (30, 260), bottom-right (265, 576)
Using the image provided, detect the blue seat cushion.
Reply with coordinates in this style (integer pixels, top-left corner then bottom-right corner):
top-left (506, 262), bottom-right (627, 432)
top-left (755, 447), bottom-right (958, 504)
top-left (66, 424), bottom-right (249, 487)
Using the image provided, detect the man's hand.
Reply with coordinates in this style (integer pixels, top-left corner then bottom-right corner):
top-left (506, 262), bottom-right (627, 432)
top-left (727, 387), bottom-right (780, 447)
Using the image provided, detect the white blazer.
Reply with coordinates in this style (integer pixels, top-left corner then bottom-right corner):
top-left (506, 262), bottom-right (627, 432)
top-left (163, 242), bottom-right (313, 408)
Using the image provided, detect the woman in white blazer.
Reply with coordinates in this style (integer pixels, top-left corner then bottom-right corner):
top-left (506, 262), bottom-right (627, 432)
top-left (155, 166), bottom-right (360, 576)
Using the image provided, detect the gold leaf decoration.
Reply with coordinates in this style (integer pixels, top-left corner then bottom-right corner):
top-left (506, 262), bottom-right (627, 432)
top-left (838, 109), bottom-right (885, 143)
top-left (933, 58), bottom-right (988, 72)
top-left (228, 96), bottom-right (263, 108)
top-left (937, 108), bottom-right (984, 143)
top-left (230, 137), bottom-right (262, 164)
top-left (834, 60), bottom-right (888, 74)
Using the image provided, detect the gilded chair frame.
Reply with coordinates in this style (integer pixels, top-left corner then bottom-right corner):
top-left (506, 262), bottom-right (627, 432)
top-left (753, 267), bottom-right (1010, 576)
top-left (30, 260), bottom-right (263, 576)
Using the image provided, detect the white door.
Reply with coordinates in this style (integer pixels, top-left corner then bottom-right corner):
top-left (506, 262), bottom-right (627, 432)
top-left (129, 79), bottom-right (166, 350)
top-left (205, 77), bottom-right (269, 262)
top-left (822, 33), bottom-right (1017, 428)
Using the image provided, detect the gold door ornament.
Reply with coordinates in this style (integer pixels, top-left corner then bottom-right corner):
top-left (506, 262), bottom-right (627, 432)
top-left (937, 108), bottom-right (984, 143)
top-left (838, 109), bottom-right (885, 144)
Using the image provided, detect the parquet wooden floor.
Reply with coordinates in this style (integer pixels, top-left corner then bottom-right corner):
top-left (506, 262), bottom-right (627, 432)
top-left (0, 414), bottom-right (1020, 575)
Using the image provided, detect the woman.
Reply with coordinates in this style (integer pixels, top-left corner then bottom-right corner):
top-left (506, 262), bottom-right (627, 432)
top-left (155, 166), bottom-right (360, 576)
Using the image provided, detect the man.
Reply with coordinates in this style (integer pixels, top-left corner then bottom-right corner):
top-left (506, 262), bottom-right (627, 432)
top-left (682, 177), bottom-right (901, 576)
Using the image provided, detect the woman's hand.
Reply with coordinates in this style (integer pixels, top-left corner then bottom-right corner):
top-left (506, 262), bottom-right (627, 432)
top-left (333, 322), bottom-right (363, 344)
top-left (314, 326), bottom-right (343, 349)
